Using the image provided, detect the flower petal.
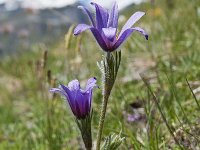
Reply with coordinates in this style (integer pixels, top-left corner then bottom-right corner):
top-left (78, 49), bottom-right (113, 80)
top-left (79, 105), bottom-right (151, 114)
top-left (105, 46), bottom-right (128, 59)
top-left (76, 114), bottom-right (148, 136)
top-left (102, 27), bottom-right (117, 41)
top-left (80, 93), bottom-right (90, 118)
top-left (71, 91), bottom-right (90, 119)
top-left (60, 84), bottom-right (73, 102)
top-left (49, 88), bottom-right (67, 97)
top-left (114, 27), bottom-right (148, 50)
top-left (107, 2), bottom-right (118, 28)
top-left (78, 6), bottom-right (95, 27)
top-left (67, 79), bottom-right (80, 91)
top-left (119, 11), bottom-right (145, 37)
top-left (84, 96), bottom-right (90, 116)
top-left (74, 24), bottom-right (109, 51)
top-left (84, 77), bottom-right (98, 92)
top-left (74, 99), bottom-right (82, 118)
top-left (90, 28), bottom-right (109, 51)
top-left (91, 2), bottom-right (109, 30)
top-left (50, 85), bottom-right (77, 116)
top-left (82, 77), bottom-right (98, 118)
top-left (60, 84), bottom-right (78, 116)
top-left (74, 24), bottom-right (92, 36)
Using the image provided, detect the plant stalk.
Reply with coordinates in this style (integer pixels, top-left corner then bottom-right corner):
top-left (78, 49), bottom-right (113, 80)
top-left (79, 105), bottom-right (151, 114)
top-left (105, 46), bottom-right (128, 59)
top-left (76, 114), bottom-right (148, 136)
top-left (96, 51), bottom-right (121, 150)
top-left (76, 114), bottom-right (93, 150)
top-left (96, 89), bottom-right (110, 150)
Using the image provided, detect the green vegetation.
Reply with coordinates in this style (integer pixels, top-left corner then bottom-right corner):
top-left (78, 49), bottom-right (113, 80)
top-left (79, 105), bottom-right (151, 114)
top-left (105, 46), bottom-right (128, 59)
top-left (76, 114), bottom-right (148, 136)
top-left (0, 0), bottom-right (200, 149)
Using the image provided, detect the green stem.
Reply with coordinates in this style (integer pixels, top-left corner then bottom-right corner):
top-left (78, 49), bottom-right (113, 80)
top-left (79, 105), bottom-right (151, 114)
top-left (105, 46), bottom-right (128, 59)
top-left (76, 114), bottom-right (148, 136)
top-left (96, 90), bottom-right (110, 150)
top-left (82, 127), bottom-right (92, 150)
top-left (96, 51), bottom-right (121, 150)
top-left (76, 114), bottom-right (93, 150)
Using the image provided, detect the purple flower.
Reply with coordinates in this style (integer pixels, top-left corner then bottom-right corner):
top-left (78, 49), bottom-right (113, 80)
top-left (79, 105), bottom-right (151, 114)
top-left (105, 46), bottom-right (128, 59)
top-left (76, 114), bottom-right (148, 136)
top-left (50, 77), bottom-right (98, 119)
top-left (74, 2), bottom-right (148, 52)
top-left (127, 114), bottom-right (143, 122)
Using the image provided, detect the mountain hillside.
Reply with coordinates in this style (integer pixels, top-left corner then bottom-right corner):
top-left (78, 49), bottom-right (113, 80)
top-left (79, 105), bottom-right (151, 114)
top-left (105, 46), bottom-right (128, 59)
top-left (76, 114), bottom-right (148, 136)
top-left (0, 3), bottom-right (86, 55)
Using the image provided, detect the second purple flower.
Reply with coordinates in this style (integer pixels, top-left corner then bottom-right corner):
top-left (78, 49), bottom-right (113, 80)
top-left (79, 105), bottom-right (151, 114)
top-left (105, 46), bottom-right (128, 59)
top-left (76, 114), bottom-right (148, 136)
top-left (50, 77), bottom-right (98, 119)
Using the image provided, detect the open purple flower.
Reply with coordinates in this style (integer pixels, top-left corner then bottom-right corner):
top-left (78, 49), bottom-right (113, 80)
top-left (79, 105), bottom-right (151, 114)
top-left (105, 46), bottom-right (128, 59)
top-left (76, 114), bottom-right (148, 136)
top-left (50, 77), bottom-right (98, 119)
top-left (74, 2), bottom-right (148, 52)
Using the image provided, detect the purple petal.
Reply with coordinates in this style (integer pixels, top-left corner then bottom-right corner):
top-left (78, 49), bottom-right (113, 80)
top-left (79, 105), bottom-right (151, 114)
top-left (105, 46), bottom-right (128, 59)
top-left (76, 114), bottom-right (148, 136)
top-left (74, 99), bottom-right (82, 118)
top-left (60, 84), bottom-right (75, 107)
top-left (84, 77), bottom-right (98, 92)
top-left (74, 24), bottom-right (109, 51)
top-left (81, 93), bottom-right (90, 117)
top-left (102, 27), bottom-right (117, 41)
top-left (78, 6), bottom-right (95, 27)
top-left (82, 77), bottom-right (98, 117)
top-left (119, 11), bottom-right (145, 37)
top-left (107, 2), bottom-right (118, 28)
top-left (127, 114), bottom-right (140, 122)
top-left (91, 2), bottom-right (109, 30)
top-left (135, 27), bottom-right (148, 40)
top-left (50, 85), bottom-right (77, 116)
top-left (74, 92), bottom-right (90, 119)
top-left (74, 24), bottom-right (92, 36)
top-left (60, 84), bottom-right (86, 118)
top-left (67, 79), bottom-right (80, 91)
top-left (88, 90), bottom-right (93, 115)
top-left (114, 27), bottom-right (148, 50)
top-left (49, 88), bottom-right (67, 97)
top-left (90, 28), bottom-right (109, 50)
top-left (60, 84), bottom-right (71, 95)
top-left (84, 96), bottom-right (90, 116)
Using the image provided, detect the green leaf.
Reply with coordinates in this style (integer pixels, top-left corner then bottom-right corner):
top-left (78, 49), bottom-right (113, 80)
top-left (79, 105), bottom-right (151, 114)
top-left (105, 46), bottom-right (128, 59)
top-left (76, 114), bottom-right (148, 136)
top-left (101, 132), bottom-right (125, 150)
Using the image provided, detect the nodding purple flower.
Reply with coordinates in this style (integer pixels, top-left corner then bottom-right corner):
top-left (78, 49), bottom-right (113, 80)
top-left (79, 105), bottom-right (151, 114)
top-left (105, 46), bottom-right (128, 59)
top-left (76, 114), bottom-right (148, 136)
top-left (74, 2), bottom-right (148, 52)
top-left (50, 77), bottom-right (98, 119)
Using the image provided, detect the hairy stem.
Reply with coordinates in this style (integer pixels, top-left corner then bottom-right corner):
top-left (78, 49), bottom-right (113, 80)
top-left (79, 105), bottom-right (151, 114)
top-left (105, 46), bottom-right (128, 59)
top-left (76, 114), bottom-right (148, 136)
top-left (96, 89), bottom-right (110, 150)
top-left (96, 51), bottom-right (121, 150)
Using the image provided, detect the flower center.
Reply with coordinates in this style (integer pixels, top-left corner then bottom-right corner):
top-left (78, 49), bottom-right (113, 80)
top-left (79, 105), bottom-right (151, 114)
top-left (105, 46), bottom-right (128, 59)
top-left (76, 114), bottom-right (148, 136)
top-left (102, 27), bottom-right (117, 42)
